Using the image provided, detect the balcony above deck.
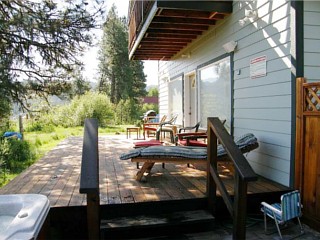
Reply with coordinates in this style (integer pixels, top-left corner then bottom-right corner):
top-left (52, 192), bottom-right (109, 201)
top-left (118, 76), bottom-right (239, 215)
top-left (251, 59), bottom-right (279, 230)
top-left (128, 1), bottom-right (233, 61)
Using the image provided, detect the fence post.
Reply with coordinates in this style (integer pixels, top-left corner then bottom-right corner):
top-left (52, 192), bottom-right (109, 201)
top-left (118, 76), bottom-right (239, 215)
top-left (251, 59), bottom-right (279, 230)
top-left (19, 114), bottom-right (24, 141)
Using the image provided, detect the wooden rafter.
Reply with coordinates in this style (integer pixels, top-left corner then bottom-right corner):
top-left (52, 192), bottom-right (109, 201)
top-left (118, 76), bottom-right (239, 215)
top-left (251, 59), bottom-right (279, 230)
top-left (128, 0), bottom-right (232, 60)
top-left (152, 16), bottom-right (216, 25)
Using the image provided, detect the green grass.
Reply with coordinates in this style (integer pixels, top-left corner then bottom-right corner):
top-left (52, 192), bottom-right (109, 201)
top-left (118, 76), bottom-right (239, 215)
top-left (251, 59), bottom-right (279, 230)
top-left (25, 125), bottom-right (133, 158)
top-left (0, 172), bottom-right (17, 187)
top-left (25, 126), bottom-right (84, 159)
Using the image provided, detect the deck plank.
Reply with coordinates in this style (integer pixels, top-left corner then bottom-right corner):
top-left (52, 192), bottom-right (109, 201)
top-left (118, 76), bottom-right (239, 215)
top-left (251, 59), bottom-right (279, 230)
top-left (0, 135), bottom-right (289, 208)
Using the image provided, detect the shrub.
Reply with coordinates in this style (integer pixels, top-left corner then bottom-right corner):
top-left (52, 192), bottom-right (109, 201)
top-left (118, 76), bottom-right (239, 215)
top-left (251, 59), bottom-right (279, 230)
top-left (40, 92), bottom-right (115, 128)
top-left (25, 121), bottom-right (44, 132)
top-left (114, 99), bottom-right (144, 125)
top-left (0, 138), bottom-right (36, 173)
top-left (42, 124), bottom-right (55, 133)
top-left (23, 92), bottom-right (148, 129)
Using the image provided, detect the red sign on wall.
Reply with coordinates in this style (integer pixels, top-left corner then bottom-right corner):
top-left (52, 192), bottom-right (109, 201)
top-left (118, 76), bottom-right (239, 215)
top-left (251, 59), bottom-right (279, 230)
top-left (250, 56), bottom-right (267, 79)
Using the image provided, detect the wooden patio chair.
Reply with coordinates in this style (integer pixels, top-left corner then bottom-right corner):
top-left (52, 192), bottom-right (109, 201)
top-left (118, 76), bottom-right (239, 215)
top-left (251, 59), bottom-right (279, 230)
top-left (143, 115), bottom-right (167, 139)
top-left (155, 114), bottom-right (178, 143)
top-left (261, 190), bottom-right (304, 239)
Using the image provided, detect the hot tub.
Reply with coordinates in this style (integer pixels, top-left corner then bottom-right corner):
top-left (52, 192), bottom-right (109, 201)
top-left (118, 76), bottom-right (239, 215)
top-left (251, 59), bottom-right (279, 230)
top-left (0, 194), bottom-right (50, 240)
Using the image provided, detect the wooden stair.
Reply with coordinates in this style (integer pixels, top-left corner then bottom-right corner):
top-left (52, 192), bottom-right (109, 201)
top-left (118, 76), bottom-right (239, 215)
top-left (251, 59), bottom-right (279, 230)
top-left (100, 209), bottom-right (215, 239)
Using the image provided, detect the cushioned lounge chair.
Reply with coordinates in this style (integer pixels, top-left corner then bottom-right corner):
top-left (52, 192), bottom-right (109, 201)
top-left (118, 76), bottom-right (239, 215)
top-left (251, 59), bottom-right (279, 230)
top-left (120, 133), bottom-right (259, 181)
top-left (133, 139), bottom-right (163, 169)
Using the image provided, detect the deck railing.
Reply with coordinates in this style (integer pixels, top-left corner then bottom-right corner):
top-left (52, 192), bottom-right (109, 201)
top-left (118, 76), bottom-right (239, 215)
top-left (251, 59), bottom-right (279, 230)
top-left (207, 117), bottom-right (258, 239)
top-left (128, 0), bottom-right (155, 52)
top-left (80, 118), bottom-right (100, 239)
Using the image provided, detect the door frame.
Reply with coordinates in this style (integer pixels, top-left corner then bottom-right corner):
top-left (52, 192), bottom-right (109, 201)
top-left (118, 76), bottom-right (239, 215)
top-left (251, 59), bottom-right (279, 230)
top-left (184, 71), bottom-right (197, 128)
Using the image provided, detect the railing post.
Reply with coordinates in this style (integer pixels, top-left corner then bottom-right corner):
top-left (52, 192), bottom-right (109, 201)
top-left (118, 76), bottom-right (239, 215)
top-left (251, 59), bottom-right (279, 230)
top-left (87, 193), bottom-right (100, 240)
top-left (207, 117), bottom-right (257, 239)
top-left (233, 172), bottom-right (248, 240)
top-left (207, 120), bottom-right (217, 215)
top-left (80, 118), bottom-right (100, 240)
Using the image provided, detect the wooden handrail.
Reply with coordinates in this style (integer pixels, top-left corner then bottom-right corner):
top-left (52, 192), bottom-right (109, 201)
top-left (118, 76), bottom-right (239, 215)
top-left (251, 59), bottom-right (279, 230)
top-left (80, 118), bottom-right (100, 240)
top-left (207, 117), bottom-right (257, 239)
top-left (208, 118), bottom-right (257, 181)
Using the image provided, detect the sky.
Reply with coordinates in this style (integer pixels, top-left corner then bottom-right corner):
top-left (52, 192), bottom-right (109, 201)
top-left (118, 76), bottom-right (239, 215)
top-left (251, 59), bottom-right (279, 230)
top-left (82, 0), bottom-right (159, 86)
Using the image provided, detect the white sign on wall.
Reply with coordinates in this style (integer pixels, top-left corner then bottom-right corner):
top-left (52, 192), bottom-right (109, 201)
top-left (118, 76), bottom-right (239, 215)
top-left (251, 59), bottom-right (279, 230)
top-left (250, 56), bottom-right (267, 79)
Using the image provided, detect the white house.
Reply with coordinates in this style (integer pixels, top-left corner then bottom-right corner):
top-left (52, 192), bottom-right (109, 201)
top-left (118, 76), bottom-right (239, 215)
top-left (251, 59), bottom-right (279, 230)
top-left (128, 0), bottom-right (320, 229)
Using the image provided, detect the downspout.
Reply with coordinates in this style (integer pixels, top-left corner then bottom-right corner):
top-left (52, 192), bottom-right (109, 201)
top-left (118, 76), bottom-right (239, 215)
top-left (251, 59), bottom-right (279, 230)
top-left (129, 2), bottom-right (158, 60)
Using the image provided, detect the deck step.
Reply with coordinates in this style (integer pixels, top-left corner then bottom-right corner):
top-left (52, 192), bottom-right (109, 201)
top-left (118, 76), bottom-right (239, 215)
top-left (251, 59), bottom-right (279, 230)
top-left (100, 209), bottom-right (215, 239)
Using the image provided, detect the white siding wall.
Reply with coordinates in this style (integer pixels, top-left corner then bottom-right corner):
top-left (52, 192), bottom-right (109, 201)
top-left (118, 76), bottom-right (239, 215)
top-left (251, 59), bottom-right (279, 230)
top-left (159, 76), bottom-right (169, 120)
top-left (233, 1), bottom-right (292, 186)
top-left (158, 0), bottom-right (292, 186)
top-left (304, 1), bottom-right (320, 82)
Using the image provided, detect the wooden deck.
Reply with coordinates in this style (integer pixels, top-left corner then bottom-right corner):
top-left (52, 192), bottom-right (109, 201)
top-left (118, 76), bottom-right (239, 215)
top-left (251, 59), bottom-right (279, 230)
top-left (0, 135), bottom-right (289, 208)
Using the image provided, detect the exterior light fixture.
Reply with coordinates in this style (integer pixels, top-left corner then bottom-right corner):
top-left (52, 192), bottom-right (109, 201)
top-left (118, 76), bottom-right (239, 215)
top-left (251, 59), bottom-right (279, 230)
top-left (223, 40), bottom-right (238, 53)
top-left (239, 9), bottom-right (258, 26)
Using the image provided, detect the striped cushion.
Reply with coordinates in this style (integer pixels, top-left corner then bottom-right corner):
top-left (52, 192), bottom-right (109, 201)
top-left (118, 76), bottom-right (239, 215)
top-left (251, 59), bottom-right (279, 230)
top-left (120, 133), bottom-right (257, 160)
top-left (261, 203), bottom-right (282, 222)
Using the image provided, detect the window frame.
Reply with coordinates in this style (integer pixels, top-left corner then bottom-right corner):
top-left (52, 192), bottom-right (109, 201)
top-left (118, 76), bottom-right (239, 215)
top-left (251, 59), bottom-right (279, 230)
top-left (196, 53), bottom-right (234, 133)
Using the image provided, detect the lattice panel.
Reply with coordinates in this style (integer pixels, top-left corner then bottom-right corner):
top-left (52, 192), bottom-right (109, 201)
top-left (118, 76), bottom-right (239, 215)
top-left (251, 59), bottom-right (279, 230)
top-left (304, 86), bottom-right (320, 112)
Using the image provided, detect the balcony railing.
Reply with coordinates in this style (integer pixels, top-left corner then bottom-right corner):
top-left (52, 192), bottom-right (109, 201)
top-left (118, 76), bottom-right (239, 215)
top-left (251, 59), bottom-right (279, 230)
top-left (128, 0), bottom-right (155, 53)
top-left (128, 1), bottom-right (232, 60)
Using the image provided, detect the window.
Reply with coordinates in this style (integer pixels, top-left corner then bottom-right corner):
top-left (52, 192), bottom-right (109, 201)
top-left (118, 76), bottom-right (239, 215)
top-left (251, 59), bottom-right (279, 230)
top-left (198, 56), bottom-right (231, 130)
top-left (168, 76), bottom-right (183, 125)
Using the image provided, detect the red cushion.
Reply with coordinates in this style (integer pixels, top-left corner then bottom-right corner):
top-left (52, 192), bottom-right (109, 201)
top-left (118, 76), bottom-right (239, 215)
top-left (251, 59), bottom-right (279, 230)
top-left (134, 139), bottom-right (163, 148)
top-left (188, 140), bottom-right (207, 147)
top-left (179, 140), bottom-right (207, 147)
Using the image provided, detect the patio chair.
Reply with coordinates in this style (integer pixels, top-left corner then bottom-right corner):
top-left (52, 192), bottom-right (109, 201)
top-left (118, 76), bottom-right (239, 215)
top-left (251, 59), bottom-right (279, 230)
top-left (156, 114), bottom-right (178, 143)
top-left (179, 121), bottom-right (201, 133)
top-left (261, 190), bottom-right (304, 239)
top-left (143, 115), bottom-right (167, 139)
top-left (176, 120), bottom-right (226, 147)
top-left (176, 132), bottom-right (208, 147)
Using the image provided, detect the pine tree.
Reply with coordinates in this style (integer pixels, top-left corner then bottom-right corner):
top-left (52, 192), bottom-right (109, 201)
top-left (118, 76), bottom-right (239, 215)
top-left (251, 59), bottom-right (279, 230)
top-left (98, 4), bottom-right (146, 104)
top-left (0, 0), bottom-right (105, 111)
